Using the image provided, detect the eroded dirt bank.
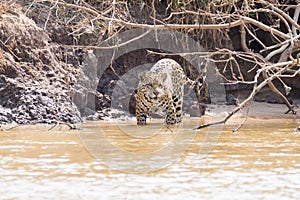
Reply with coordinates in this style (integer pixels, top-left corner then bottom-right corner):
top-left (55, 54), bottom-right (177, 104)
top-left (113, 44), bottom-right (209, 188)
top-left (0, 5), bottom-right (84, 124)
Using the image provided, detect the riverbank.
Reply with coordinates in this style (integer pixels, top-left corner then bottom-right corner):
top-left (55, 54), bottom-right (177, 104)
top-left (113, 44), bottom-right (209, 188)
top-left (0, 2), bottom-right (299, 126)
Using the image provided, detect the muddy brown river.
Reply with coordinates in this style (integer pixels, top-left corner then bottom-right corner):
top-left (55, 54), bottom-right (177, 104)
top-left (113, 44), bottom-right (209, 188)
top-left (0, 115), bottom-right (299, 199)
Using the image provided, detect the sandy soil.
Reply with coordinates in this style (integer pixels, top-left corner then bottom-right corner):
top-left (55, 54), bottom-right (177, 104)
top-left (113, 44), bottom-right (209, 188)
top-left (204, 101), bottom-right (300, 129)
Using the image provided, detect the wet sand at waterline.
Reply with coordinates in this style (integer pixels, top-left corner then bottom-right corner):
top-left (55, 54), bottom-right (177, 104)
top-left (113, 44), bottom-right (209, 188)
top-left (0, 102), bottom-right (299, 199)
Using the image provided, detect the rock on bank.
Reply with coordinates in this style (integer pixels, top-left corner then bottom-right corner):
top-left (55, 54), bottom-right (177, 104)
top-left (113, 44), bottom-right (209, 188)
top-left (0, 7), bottom-right (82, 124)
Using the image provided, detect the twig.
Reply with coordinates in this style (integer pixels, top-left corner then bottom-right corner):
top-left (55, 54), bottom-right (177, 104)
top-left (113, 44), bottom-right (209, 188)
top-left (44, 0), bottom-right (58, 30)
top-left (107, 0), bottom-right (116, 36)
top-left (261, 34), bottom-right (300, 53)
top-left (265, 43), bottom-right (289, 61)
top-left (262, 70), bottom-right (295, 114)
top-left (3, 124), bottom-right (21, 131)
top-left (292, 3), bottom-right (300, 36)
top-left (151, 0), bottom-right (158, 42)
top-left (0, 39), bottom-right (21, 61)
top-left (48, 121), bottom-right (77, 130)
top-left (232, 101), bottom-right (251, 133)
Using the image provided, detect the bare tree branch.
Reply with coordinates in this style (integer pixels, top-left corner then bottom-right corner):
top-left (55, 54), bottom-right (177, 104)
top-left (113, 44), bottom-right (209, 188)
top-left (194, 62), bottom-right (297, 130)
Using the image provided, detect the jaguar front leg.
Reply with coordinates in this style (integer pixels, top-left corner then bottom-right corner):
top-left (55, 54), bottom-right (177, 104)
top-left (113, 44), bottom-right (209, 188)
top-left (136, 100), bottom-right (149, 125)
top-left (172, 92), bottom-right (184, 124)
top-left (136, 113), bottom-right (147, 125)
top-left (165, 101), bottom-right (176, 125)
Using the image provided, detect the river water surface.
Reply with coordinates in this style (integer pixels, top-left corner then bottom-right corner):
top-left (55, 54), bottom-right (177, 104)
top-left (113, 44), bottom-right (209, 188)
top-left (0, 116), bottom-right (299, 199)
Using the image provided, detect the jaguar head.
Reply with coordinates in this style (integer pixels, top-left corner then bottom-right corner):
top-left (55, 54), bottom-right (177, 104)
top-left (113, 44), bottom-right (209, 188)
top-left (138, 72), bottom-right (168, 100)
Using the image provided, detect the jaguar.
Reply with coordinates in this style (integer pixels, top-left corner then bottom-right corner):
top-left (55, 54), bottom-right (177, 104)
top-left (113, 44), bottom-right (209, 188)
top-left (136, 58), bottom-right (201, 125)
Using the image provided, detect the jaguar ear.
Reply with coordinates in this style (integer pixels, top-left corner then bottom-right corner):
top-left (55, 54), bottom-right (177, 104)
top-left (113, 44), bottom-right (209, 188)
top-left (161, 73), bottom-right (168, 82)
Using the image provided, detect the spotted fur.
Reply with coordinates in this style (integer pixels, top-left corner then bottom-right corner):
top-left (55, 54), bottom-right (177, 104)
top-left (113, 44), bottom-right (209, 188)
top-left (136, 58), bottom-right (199, 125)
